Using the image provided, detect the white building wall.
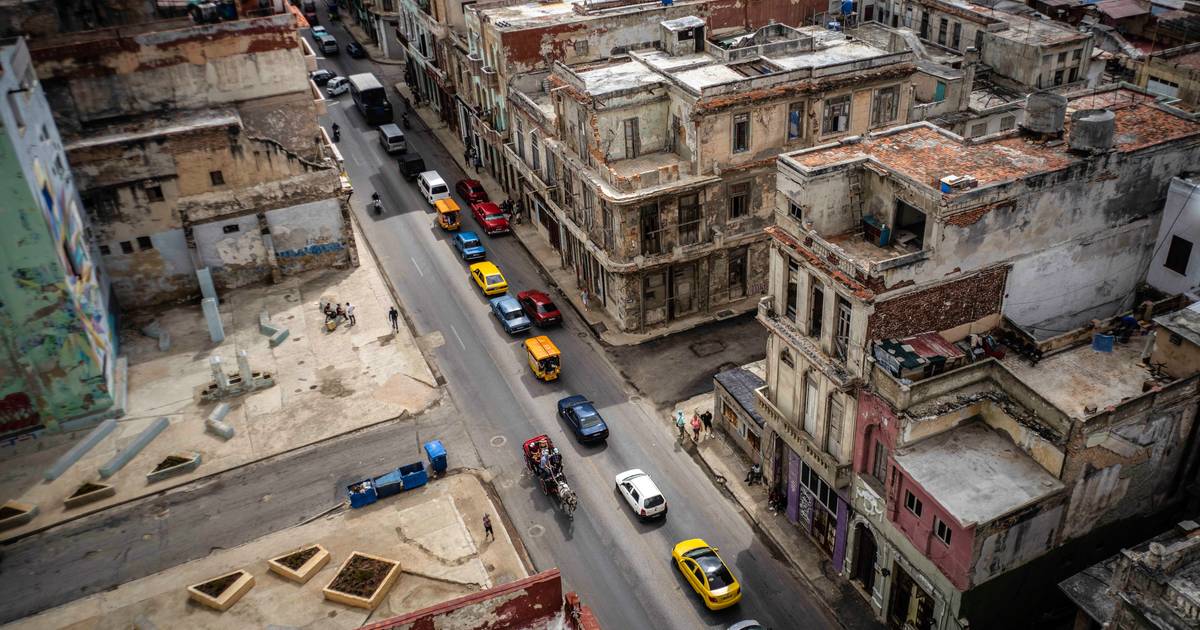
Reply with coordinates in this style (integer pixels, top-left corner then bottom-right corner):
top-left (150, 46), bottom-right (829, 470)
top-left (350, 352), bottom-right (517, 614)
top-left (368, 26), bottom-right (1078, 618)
top-left (1147, 177), bottom-right (1200, 296)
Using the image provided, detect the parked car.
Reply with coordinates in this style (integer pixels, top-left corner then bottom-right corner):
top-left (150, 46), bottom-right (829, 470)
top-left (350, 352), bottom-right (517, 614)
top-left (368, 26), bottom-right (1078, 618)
top-left (399, 154), bottom-right (426, 181)
top-left (490, 295), bottom-right (532, 335)
top-left (318, 35), bottom-right (339, 55)
top-left (469, 261), bottom-right (508, 296)
top-left (556, 395), bottom-right (609, 443)
top-left (418, 171), bottom-right (450, 204)
top-left (727, 622), bottom-right (764, 630)
top-left (326, 76), bottom-right (350, 97)
top-left (615, 469), bottom-right (667, 520)
top-left (455, 179), bottom-right (489, 204)
top-left (671, 539), bottom-right (742, 610)
top-left (310, 26), bottom-right (328, 41)
top-left (346, 41), bottom-right (366, 58)
top-left (453, 231), bottom-right (486, 261)
top-left (309, 68), bottom-right (335, 85)
top-left (471, 202), bottom-right (510, 236)
top-left (516, 290), bottom-right (562, 327)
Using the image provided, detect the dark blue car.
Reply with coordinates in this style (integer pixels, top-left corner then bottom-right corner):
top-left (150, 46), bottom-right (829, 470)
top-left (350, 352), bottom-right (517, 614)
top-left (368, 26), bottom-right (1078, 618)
top-left (557, 395), bottom-right (609, 443)
top-left (453, 231), bottom-right (486, 261)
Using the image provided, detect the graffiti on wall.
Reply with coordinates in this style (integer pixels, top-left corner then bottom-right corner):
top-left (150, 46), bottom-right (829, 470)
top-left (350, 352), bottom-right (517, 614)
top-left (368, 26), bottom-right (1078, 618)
top-left (0, 393), bottom-right (40, 435)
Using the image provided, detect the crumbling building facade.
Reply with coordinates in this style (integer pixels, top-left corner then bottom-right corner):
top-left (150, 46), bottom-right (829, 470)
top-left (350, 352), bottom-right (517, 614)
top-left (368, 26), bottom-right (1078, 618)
top-left (748, 85), bottom-right (1200, 629)
top-left (25, 11), bottom-right (356, 309)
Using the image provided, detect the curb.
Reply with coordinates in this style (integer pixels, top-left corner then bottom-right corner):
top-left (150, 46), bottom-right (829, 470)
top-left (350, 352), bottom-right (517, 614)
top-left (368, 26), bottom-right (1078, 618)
top-left (685, 435), bottom-right (854, 630)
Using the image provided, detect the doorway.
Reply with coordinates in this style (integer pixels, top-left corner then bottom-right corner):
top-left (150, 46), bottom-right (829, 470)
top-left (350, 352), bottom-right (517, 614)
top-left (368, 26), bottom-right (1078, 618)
top-left (888, 563), bottom-right (934, 630)
top-left (851, 524), bottom-right (879, 594)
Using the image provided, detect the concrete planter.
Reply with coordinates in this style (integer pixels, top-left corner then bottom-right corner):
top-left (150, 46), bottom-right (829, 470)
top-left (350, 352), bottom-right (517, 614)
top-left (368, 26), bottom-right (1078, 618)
top-left (147, 452), bottom-right (201, 483)
top-left (322, 551), bottom-right (401, 610)
top-left (0, 500), bottom-right (37, 531)
top-left (268, 544), bottom-right (331, 584)
top-left (187, 569), bottom-right (254, 612)
top-left (64, 481), bottom-right (115, 509)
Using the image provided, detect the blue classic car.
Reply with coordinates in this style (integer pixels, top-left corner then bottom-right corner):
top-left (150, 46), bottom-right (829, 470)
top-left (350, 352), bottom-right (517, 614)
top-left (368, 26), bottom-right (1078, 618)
top-left (453, 231), bottom-right (487, 261)
top-left (489, 295), bottom-right (531, 334)
top-left (557, 395), bottom-right (609, 443)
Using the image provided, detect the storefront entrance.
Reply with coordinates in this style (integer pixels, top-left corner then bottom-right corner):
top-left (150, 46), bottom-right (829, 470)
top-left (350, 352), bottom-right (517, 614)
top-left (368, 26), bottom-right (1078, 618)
top-left (888, 562), bottom-right (934, 630)
top-left (851, 524), bottom-right (878, 593)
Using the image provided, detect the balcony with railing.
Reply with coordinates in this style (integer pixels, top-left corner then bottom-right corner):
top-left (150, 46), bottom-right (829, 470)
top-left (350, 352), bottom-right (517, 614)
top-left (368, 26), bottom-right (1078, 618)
top-left (755, 385), bottom-right (851, 489)
top-left (756, 296), bottom-right (854, 391)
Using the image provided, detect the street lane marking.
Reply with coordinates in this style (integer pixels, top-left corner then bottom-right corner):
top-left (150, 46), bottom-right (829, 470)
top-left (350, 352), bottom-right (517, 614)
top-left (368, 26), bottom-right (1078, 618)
top-left (450, 325), bottom-right (466, 350)
top-left (410, 257), bottom-right (424, 277)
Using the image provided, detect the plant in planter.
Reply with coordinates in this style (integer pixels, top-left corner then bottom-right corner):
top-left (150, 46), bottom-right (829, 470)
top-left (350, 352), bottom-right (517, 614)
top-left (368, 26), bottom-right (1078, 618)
top-left (146, 451), bottom-right (201, 483)
top-left (187, 569), bottom-right (255, 612)
top-left (64, 481), bottom-right (115, 509)
top-left (268, 544), bottom-right (330, 584)
top-left (322, 551), bottom-right (401, 610)
top-left (0, 500), bottom-right (38, 531)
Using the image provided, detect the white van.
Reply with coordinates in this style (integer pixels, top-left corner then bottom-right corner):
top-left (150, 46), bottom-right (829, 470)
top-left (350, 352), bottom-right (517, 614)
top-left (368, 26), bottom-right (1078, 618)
top-left (377, 124), bottom-right (406, 154)
top-left (417, 171), bottom-right (449, 205)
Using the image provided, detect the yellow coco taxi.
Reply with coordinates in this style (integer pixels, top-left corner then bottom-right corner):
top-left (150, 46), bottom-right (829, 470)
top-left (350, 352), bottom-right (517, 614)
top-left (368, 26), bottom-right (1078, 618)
top-left (469, 261), bottom-right (508, 296)
top-left (671, 538), bottom-right (742, 610)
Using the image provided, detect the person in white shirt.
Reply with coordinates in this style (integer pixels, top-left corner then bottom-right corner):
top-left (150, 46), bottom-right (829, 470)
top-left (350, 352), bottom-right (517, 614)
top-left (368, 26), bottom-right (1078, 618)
top-left (345, 302), bottom-right (356, 326)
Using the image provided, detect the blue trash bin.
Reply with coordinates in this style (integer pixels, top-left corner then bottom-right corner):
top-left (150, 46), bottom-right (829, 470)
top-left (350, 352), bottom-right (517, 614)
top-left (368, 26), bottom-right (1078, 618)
top-left (347, 479), bottom-right (378, 508)
top-left (424, 440), bottom-right (447, 475)
top-left (399, 461), bottom-right (428, 490)
top-left (373, 469), bottom-right (405, 499)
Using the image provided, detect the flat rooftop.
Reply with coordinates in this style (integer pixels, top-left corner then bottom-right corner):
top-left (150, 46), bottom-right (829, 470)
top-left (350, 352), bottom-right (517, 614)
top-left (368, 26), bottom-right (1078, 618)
top-left (894, 421), bottom-right (1064, 527)
top-left (994, 15), bottom-right (1090, 45)
top-left (573, 60), bottom-right (664, 95)
top-left (480, 0), bottom-right (584, 30)
top-left (1000, 335), bottom-right (1153, 418)
top-left (789, 89), bottom-right (1200, 188)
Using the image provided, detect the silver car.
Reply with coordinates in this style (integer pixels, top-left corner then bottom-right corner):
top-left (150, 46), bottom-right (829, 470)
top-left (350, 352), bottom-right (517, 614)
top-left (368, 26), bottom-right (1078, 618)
top-left (489, 295), bottom-right (531, 334)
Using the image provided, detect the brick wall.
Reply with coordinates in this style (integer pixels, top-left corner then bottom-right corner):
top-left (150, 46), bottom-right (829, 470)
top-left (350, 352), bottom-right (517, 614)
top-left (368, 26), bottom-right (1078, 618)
top-left (866, 266), bottom-right (1009, 341)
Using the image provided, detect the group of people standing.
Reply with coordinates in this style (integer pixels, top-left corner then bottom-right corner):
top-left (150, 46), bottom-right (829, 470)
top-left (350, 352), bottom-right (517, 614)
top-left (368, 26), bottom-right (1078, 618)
top-left (675, 408), bottom-right (713, 443)
top-left (323, 301), bottom-right (356, 327)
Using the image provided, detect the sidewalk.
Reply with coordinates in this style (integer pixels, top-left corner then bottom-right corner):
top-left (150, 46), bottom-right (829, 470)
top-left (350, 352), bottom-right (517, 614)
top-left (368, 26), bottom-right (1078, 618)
top-left (392, 82), bottom-right (743, 348)
top-left (339, 20), bottom-right (404, 66)
top-left (0, 220), bottom-right (441, 541)
top-left (675, 392), bottom-right (884, 630)
top-left (6, 471), bottom-right (529, 629)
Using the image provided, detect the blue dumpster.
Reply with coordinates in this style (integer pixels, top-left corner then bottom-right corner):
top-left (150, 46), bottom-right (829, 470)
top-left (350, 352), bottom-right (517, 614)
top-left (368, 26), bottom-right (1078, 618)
top-left (399, 461), bottom-right (428, 490)
top-left (374, 469), bottom-right (405, 499)
top-left (348, 479), bottom-right (378, 508)
top-left (424, 440), bottom-right (447, 475)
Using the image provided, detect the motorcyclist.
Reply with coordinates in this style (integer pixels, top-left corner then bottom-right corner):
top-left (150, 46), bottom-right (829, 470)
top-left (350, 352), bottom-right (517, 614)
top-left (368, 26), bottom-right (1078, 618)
top-left (331, 122), bottom-right (340, 142)
top-left (371, 192), bottom-right (381, 214)
top-left (402, 112), bottom-right (410, 129)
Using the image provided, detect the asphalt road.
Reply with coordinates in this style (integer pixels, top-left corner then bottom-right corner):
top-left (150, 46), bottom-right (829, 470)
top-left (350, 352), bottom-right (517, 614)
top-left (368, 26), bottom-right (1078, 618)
top-left (315, 28), bottom-right (837, 630)
top-left (0, 403), bottom-right (476, 623)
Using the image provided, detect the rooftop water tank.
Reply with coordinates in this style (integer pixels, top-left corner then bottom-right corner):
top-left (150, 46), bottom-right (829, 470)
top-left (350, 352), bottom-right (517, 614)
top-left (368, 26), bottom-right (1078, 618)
top-left (1023, 92), bottom-right (1068, 136)
top-left (1068, 108), bottom-right (1116, 154)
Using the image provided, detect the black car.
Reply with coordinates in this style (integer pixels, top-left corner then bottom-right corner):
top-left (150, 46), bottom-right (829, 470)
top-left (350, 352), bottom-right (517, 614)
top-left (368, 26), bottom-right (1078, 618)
top-left (399, 154), bottom-right (426, 180)
top-left (309, 69), bottom-right (335, 86)
top-left (346, 41), bottom-right (366, 59)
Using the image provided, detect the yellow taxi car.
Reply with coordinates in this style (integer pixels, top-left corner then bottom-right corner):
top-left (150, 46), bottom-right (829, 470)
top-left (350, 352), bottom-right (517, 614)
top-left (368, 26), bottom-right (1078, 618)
top-left (671, 538), bottom-right (742, 610)
top-left (469, 261), bottom-right (508, 296)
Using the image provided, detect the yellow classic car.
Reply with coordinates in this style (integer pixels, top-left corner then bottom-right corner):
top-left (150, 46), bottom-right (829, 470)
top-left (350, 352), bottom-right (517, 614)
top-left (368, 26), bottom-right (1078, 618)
top-left (469, 261), bottom-right (508, 296)
top-left (671, 538), bottom-right (742, 610)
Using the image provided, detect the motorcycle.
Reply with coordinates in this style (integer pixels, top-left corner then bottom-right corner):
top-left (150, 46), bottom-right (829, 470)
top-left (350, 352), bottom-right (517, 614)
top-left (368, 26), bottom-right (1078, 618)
top-left (371, 194), bottom-right (382, 215)
top-left (402, 113), bottom-right (410, 129)
top-left (332, 124), bottom-right (340, 142)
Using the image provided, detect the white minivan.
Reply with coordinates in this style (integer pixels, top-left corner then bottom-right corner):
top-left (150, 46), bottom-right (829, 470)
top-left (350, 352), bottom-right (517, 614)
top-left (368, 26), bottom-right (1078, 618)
top-left (417, 171), bottom-right (449, 205)
top-left (377, 123), bottom-right (406, 154)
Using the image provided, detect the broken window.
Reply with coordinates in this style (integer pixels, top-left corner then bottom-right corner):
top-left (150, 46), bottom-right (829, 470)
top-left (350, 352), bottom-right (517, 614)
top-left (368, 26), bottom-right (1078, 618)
top-left (1166, 235), bottom-right (1193, 275)
top-left (934, 517), bottom-right (953, 545)
top-left (786, 259), bottom-right (800, 320)
top-left (1054, 69), bottom-right (1064, 85)
top-left (574, 39), bottom-right (588, 56)
top-left (835, 296), bottom-right (852, 360)
top-left (951, 21), bottom-right (961, 50)
top-left (209, 170), bottom-right (225, 186)
top-left (137, 236), bottom-right (153, 251)
top-left (678, 193), bottom-right (702, 245)
top-left (1057, 51), bottom-right (1067, 64)
top-left (895, 199), bottom-right (926, 249)
top-left (871, 86), bottom-right (899, 126)
top-left (223, 224), bottom-right (240, 234)
top-left (1069, 67), bottom-right (1079, 82)
top-left (145, 185), bottom-right (164, 203)
top-left (788, 199), bottom-right (804, 222)
top-left (640, 202), bottom-right (665, 255)
top-left (904, 490), bottom-right (923, 517)
top-left (1000, 115), bottom-right (1016, 131)
top-left (81, 189), bottom-right (120, 221)
top-left (822, 95), bottom-right (851, 135)
top-left (1073, 48), bottom-right (1083, 61)
top-left (787, 102), bottom-right (804, 141)
top-left (826, 397), bottom-right (843, 457)
top-left (937, 17), bottom-right (947, 46)
top-left (624, 118), bottom-right (640, 159)
top-left (732, 113), bottom-right (750, 153)
top-left (119, 240), bottom-right (133, 254)
top-left (728, 248), bottom-right (747, 300)
top-left (98, 244), bottom-right (111, 256)
top-left (810, 281), bottom-right (824, 338)
top-left (728, 181), bottom-right (749, 220)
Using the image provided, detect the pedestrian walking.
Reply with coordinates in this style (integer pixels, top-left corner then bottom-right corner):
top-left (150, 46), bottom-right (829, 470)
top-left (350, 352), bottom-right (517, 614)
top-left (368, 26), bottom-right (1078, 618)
top-left (580, 289), bottom-right (590, 311)
top-left (674, 410), bottom-right (686, 440)
top-left (701, 410), bottom-right (713, 436)
top-left (345, 302), bottom-right (356, 327)
top-left (691, 412), bottom-right (701, 442)
top-left (388, 306), bottom-right (400, 332)
top-left (483, 514), bottom-right (494, 540)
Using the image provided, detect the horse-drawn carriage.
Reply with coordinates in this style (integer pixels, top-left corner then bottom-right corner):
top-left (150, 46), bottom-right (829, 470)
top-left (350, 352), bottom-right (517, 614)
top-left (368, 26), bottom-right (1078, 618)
top-left (522, 434), bottom-right (577, 519)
